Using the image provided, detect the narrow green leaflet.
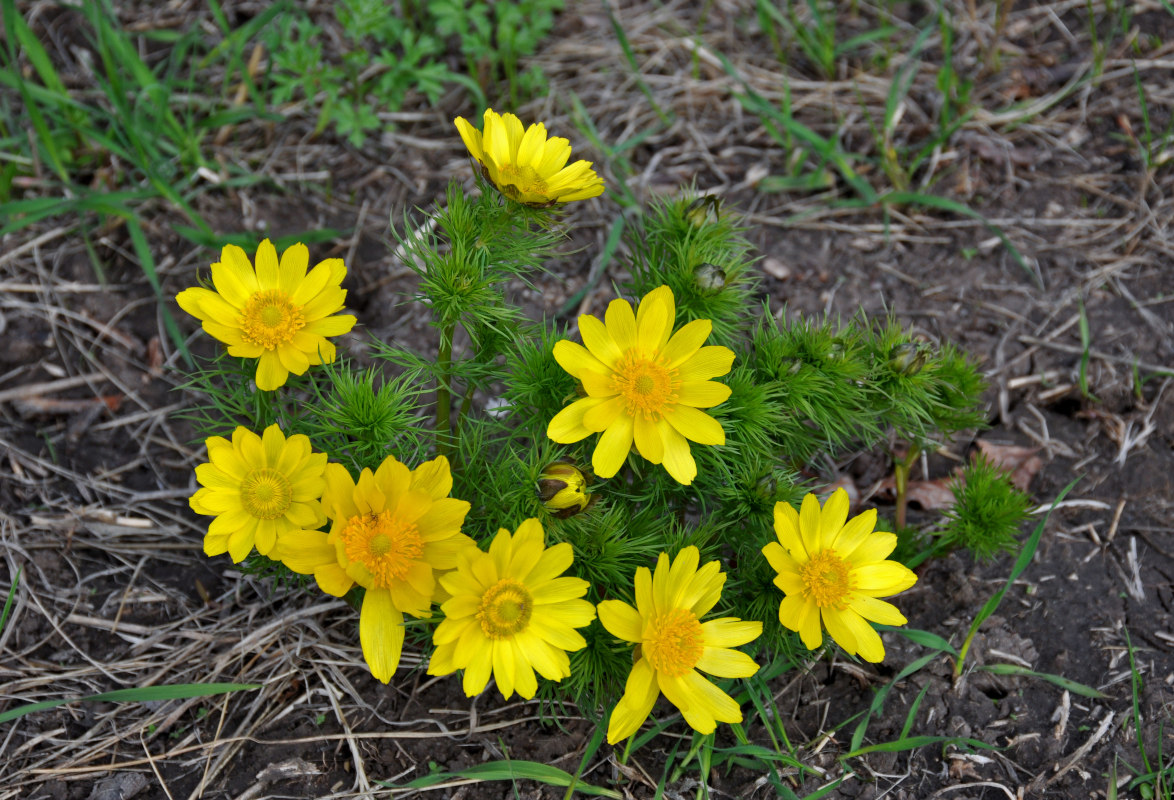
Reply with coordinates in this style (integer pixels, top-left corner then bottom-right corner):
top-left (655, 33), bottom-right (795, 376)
top-left (0, 683), bottom-right (260, 724)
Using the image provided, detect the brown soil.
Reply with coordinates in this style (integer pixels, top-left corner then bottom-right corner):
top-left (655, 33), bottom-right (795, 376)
top-left (2, 2), bottom-right (1172, 799)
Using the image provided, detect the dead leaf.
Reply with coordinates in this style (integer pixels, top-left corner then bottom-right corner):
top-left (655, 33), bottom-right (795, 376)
top-left (975, 440), bottom-right (1043, 491)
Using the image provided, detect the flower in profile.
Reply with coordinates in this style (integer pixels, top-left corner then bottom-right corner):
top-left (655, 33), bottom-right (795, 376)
top-left (762, 489), bottom-right (918, 663)
top-left (176, 240), bottom-right (357, 391)
top-left (547, 285), bottom-right (734, 485)
top-left (535, 462), bottom-right (594, 519)
top-left (269, 455), bottom-right (472, 683)
top-left (428, 518), bottom-right (595, 699)
top-left (597, 547), bottom-right (761, 744)
top-left (190, 424), bottom-right (327, 563)
top-left (454, 108), bottom-right (604, 206)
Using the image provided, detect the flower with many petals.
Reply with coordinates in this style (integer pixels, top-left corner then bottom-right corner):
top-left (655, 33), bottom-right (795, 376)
top-left (598, 547), bottom-right (761, 743)
top-left (547, 286), bottom-right (734, 485)
top-left (191, 424), bottom-right (327, 563)
top-left (455, 109), bottom-right (604, 206)
top-left (270, 455), bottom-right (472, 683)
top-left (428, 518), bottom-right (595, 699)
top-left (763, 489), bottom-right (918, 663)
top-left (177, 240), bottom-right (357, 391)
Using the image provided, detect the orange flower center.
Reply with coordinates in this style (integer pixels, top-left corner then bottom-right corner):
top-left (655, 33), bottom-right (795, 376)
top-left (340, 510), bottom-right (422, 589)
top-left (611, 351), bottom-right (679, 420)
top-left (643, 608), bottom-right (704, 677)
top-left (800, 549), bottom-right (852, 608)
top-left (240, 289), bottom-right (305, 350)
top-left (239, 468), bottom-right (293, 520)
top-left (477, 578), bottom-right (533, 639)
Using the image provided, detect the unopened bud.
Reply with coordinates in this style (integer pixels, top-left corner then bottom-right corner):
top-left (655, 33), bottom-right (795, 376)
top-left (694, 262), bottom-right (726, 293)
top-left (685, 195), bottom-right (722, 227)
top-left (889, 342), bottom-right (926, 376)
top-left (536, 462), bottom-right (594, 519)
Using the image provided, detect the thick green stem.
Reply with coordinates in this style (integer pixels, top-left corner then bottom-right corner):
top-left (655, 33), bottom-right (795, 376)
top-left (435, 324), bottom-right (455, 457)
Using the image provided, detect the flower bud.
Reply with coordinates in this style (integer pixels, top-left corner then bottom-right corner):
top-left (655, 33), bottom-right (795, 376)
top-left (888, 342), bottom-right (926, 376)
top-left (694, 262), bottom-right (726, 293)
top-left (536, 462), bottom-right (594, 519)
top-left (685, 195), bottom-right (722, 227)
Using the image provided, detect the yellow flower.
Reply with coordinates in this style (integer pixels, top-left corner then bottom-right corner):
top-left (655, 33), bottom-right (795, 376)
top-left (535, 461), bottom-right (594, 519)
top-left (190, 424), bottom-right (327, 563)
top-left (597, 547), bottom-right (761, 744)
top-left (269, 455), bottom-right (472, 683)
top-left (547, 285), bottom-right (734, 485)
top-left (762, 489), bottom-right (918, 663)
top-left (177, 239), bottom-right (357, 391)
top-left (455, 108), bottom-right (604, 206)
top-left (428, 518), bottom-right (595, 700)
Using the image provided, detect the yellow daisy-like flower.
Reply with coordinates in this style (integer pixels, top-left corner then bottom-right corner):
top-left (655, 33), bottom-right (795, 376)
top-left (455, 108), bottom-right (604, 206)
top-left (269, 455), bottom-right (472, 683)
top-left (428, 518), bottom-right (595, 700)
top-left (598, 547), bottom-right (762, 744)
top-left (176, 239), bottom-right (357, 391)
top-left (762, 489), bottom-right (918, 663)
top-left (547, 285), bottom-right (734, 485)
top-left (190, 424), bottom-right (327, 563)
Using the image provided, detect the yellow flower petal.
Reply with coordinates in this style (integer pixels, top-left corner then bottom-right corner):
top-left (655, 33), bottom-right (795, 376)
top-left (592, 413), bottom-right (634, 478)
top-left (360, 589), bottom-right (404, 683)
top-left (606, 658), bottom-right (658, 744)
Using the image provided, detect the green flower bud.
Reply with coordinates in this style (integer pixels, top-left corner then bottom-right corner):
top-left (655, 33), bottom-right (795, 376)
top-left (889, 342), bottom-right (927, 376)
top-left (536, 462), bottom-right (594, 519)
top-left (694, 262), bottom-right (726, 293)
top-left (685, 195), bottom-right (722, 227)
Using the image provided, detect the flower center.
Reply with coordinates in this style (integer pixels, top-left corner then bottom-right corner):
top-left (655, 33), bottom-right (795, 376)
top-left (611, 350), bottom-right (679, 420)
top-left (240, 289), bottom-right (305, 350)
top-left (800, 549), bottom-right (853, 608)
top-left (643, 608), bottom-right (704, 677)
top-left (340, 510), bottom-right (422, 589)
top-left (477, 578), bottom-right (533, 639)
top-left (497, 164), bottom-right (548, 199)
top-left (239, 468), bottom-right (293, 520)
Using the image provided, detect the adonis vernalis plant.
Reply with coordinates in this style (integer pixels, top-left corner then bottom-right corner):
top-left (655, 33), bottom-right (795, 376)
top-left (179, 108), bottom-right (1016, 755)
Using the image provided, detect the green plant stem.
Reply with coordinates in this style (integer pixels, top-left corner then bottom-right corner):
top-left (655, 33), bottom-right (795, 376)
top-left (436, 323), bottom-right (455, 456)
top-left (894, 445), bottom-right (919, 530)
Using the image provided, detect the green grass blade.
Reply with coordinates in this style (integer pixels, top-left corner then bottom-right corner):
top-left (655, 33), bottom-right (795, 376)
top-left (977, 663), bottom-right (1107, 699)
top-left (843, 734), bottom-right (997, 759)
top-left (0, 683), bottom-right (260, 724)
top-left (0, 567), bottom-right (19, 634)
top-left (384, 759), bottom-right (621, 798)
top-left (878, 626), bottom-right (958, 655)
top-left (954, 477), bottom-right (1079, 678)
top-left (850, 651), bottom-right (937, 752)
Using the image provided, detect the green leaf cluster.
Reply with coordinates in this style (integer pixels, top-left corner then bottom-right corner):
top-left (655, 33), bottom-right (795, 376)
top-left (938, 455), bottom-right (1033, 562)
top-left (262, 0), bottom-right (564, 146)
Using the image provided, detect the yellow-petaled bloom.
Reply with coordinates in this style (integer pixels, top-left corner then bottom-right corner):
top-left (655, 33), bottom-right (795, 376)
top-left (176, 239), bottom-right (357, 391)
top-left (547, 286), bottom-right (734, 485)
top-left (762, 489), bottom-right (918, 663)
top-left (455, 108), bottom-right (604, 206)
top-left (190, 424), bottom-right (327, 563)
top-left (598, 547), bottom-right (762, 744)
top-left (428, 518), bottom-right (595, 700)
top-left (269, 455), bottom-right (472, 683)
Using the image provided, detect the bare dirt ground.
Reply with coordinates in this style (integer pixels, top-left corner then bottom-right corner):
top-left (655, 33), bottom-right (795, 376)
top-left (2, 2), bottom-right (1173, 799)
